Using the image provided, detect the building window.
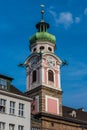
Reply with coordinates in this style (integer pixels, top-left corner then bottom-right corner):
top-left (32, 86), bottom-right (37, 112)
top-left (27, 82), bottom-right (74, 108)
top-left (0, 99), bottom-right (6, 113)
top-left (0, 79), bottom-right (7, 90)
top-left (32, 70), bottom-right (37, 83)
top-left (32, 128), bottom-right (40, 130)
top-left (18, 125), bottom-right (24, 130)
top-left (0, 122), bottom-right (5, 130)
top-left (9, 124), bottom-right (15, 130)
top-left (10, 101), bottom-right (15, 115)
top-left (18, 103), bottom-right (24, 117)
top-left (48, 70), bottom-right (54, 82)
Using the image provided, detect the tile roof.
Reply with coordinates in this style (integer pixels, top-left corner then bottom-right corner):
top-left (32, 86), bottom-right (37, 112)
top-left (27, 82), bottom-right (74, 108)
top-left (0, 74), bottom-right (26, 97)
top-left (9, 85), bottom-right (26, 96)
top-left (0, 74), bottom-right (13, 81)
top-left (62, 106), bottom-right (87, 122)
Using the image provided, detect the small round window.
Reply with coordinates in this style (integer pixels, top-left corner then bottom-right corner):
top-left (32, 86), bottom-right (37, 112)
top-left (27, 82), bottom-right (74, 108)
top-left (33, 48), bottom-right (36, 52)
top-left (48, 47), bottom-right (52, 51)
top-left (40, 46), bottom-right (44, 50)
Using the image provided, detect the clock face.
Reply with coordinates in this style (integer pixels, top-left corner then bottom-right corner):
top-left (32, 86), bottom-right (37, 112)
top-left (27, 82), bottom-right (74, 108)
top-left (47, 56), bottom-right (55, 68)
top-left (30, 56), bottom-right (38, 68)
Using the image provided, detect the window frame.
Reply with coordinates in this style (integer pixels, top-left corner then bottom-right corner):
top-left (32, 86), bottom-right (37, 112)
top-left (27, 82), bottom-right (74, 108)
top-left (18, 103), bottom-right (24, 117)
top-left (10, 101), bottom-right (15, 115)
top-left (9, 124), bottom-right (15, 130)
top-left (0, 122), bottom-right (5, 130)
top-left (0, 79), bottom-right (7, 90)
top-left (0, 99), bottom-right (6, 113)
top-left (18, 125), bottom-right (24, 130)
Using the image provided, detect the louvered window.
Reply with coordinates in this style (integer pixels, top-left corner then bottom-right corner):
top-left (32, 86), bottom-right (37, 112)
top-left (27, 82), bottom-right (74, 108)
top-left (32, 70), bottom-right (37, 82)
top-left (48, 70), bottom-right (54, 82)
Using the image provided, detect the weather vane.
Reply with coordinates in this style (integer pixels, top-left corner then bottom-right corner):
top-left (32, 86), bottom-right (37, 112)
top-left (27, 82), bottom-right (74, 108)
top-left (40, 4), bottom-right (45, 21)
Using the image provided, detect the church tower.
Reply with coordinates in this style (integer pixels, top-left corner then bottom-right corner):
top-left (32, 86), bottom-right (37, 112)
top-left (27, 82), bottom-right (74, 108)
top-left (25, 6), bottom-right (63, 116)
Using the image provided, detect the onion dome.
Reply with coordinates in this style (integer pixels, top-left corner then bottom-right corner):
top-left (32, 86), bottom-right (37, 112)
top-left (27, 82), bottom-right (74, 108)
top-left (29, 5), bottom-right (56, 48)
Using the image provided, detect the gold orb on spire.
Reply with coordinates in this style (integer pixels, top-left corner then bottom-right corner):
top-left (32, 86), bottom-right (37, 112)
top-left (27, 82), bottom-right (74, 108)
top-left (40, 4), bottom-right (45, 21)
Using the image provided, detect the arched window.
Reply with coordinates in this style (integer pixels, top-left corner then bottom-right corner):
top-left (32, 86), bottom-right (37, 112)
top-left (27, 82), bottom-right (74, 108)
top-left (48, 70), bottom-right (54, 82)
top-left (32, 70), bottom-right (37, 82)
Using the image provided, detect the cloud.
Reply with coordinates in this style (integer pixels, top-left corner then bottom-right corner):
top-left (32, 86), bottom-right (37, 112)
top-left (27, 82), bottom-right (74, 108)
top-left (84, 8), bottom-right (87, 15)
top-left (48, 10), bottom-right (57, 21)
top-left (75, 17), bottom-right (80, 23)
top-left (57, 12), bottom-right (73, 29)
top-left (48, 8), bottom-right (80, 29)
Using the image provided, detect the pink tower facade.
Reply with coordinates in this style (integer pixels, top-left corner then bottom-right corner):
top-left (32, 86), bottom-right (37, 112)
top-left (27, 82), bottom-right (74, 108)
top-left (24, 8), bottom-right (63, 116)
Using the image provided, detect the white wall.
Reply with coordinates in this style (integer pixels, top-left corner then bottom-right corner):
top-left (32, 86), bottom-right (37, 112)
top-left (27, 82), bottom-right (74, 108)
top-left (0, 92), bottom-right (31, 130)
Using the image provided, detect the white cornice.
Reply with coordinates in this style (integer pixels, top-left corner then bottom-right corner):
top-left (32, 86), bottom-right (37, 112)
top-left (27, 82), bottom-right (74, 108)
top-left (0, 89), bottom-right (32, 102)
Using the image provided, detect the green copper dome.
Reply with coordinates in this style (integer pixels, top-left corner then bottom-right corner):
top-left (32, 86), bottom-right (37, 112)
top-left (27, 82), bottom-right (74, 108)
top-left (29, 7), bottom-right (56, 47)
top-left (29, 32), bottom-right (56, 45)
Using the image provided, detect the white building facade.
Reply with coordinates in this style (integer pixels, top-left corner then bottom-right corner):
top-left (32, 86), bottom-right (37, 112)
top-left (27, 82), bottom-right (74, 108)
top-left (0, 74), bottom-right (32, 130)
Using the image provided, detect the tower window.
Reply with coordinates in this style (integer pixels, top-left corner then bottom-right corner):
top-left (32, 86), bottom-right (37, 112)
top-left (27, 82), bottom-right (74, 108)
top-left (33, 48), bottom-right (36, 52)
top-left (32, 105), bottom-right (35, 111)
top-left (41, 25), bottom-right (43, 32)
top-left (45, 26), bottom-right (47, 32)
top-left (48, 70), bottom-right (54, 82)
top-left (40, 46), bottom-right (44, 51)
top-left (32, 70), bottom-right (37, 83)
top-left (48, 47), bottom-right (52, 52)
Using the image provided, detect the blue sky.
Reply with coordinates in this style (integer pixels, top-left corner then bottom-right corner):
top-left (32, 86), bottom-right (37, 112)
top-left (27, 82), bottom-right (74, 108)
top-left (0, 0), bottom-right (87, 111)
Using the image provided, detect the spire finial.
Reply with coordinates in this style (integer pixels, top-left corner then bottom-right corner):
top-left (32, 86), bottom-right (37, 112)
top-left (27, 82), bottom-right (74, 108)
top-left (40, 4), bottom-right (45, 22)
